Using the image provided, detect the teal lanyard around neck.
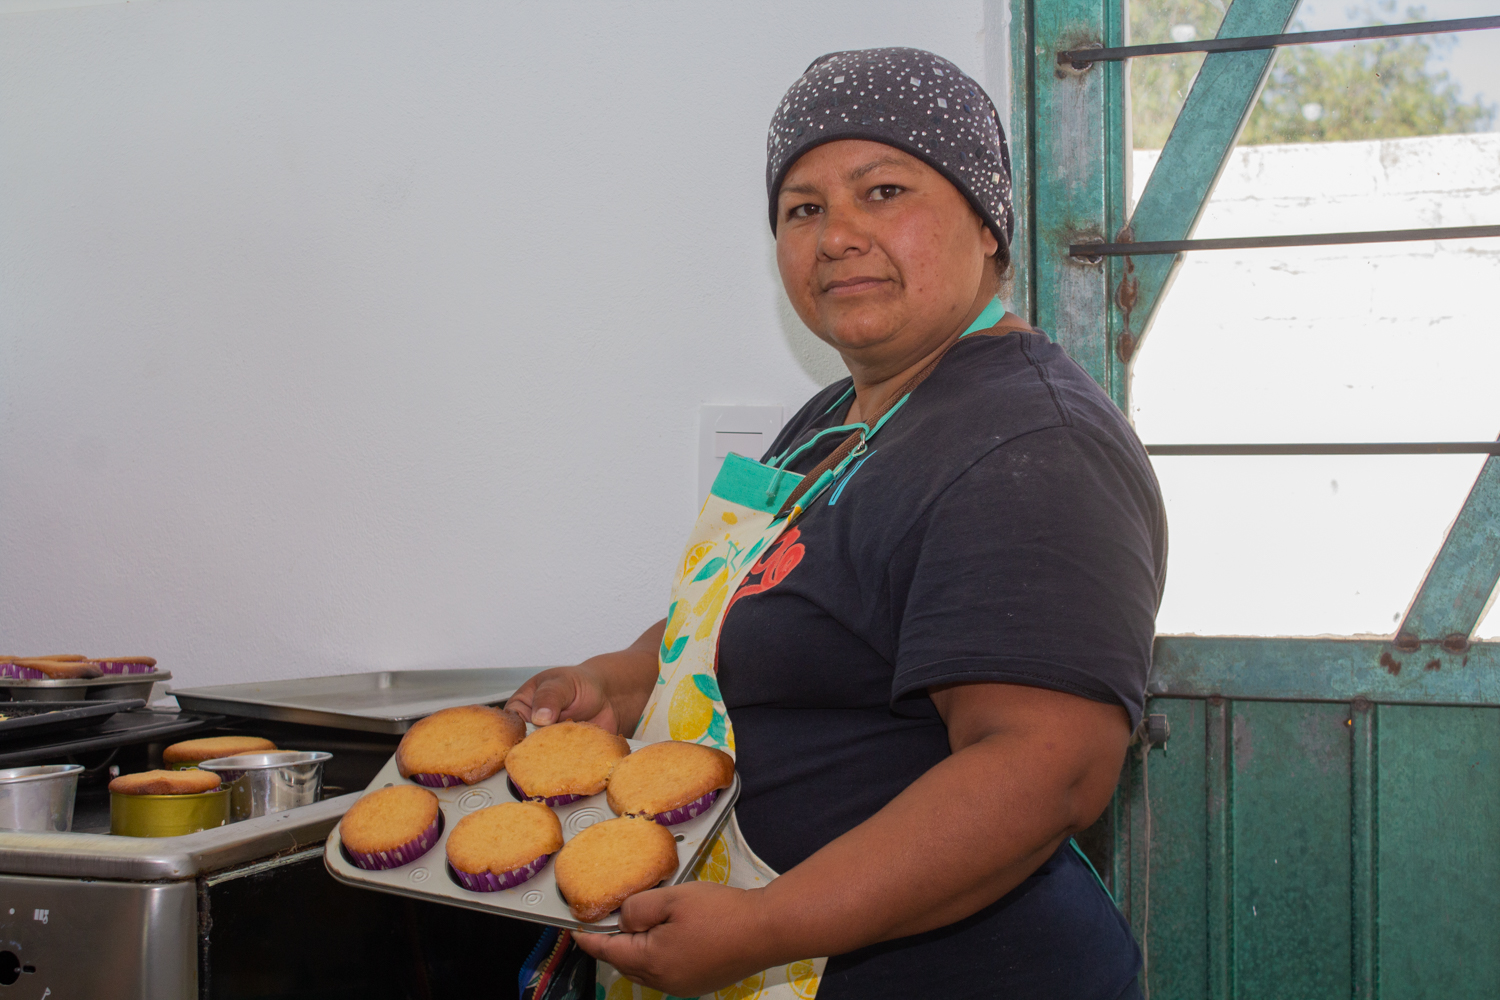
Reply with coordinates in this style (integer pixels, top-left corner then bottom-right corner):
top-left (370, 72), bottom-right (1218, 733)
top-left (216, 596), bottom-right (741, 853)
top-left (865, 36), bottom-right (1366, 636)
top-left (817, 298), bottom-right (1008, 419)
top-left (962, 297), bottom-right (1007, 337)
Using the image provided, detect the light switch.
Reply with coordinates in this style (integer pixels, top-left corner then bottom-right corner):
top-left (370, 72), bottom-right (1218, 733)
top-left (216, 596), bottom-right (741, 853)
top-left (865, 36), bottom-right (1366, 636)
top-left (699, 405), bottom-right (784, 507)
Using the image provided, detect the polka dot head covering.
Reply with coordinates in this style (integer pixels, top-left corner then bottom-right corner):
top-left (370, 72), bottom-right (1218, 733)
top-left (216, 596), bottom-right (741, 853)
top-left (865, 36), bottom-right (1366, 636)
top-left (766, 47), bottom-right (1013, 248)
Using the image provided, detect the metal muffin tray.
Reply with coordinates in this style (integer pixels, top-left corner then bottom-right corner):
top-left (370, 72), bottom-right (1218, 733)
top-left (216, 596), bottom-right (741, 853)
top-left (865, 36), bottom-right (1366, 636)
top-left (0, 671), bottom-right (170, 703)
top-left (324, 738), bottom-right (740, 932)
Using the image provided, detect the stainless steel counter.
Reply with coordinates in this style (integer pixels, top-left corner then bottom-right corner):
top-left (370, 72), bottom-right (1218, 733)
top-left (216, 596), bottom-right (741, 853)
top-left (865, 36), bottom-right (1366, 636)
top-left (0, 791), bottom-right (357, 881)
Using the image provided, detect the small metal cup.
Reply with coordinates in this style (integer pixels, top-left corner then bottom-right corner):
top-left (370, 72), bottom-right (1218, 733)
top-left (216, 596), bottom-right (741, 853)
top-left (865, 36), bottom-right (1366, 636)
top-left (197, 751), bottom-right (332, 821)
top-left (0, 764), bottom-right (84, 832)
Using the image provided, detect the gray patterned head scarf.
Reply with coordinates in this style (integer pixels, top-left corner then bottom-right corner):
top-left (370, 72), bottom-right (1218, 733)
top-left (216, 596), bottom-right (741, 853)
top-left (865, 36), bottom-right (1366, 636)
top-left (766, 47), bottom-right (1013, 248)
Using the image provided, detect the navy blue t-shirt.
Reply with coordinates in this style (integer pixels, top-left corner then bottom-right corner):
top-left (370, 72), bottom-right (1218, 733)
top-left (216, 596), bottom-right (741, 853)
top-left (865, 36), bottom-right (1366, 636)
top-left (716, 330), bottom-right (1166, 999)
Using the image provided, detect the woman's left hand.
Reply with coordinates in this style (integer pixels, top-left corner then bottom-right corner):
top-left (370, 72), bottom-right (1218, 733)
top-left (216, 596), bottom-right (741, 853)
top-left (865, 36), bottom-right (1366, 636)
top-left (573, 882), bottom-right (779, 997)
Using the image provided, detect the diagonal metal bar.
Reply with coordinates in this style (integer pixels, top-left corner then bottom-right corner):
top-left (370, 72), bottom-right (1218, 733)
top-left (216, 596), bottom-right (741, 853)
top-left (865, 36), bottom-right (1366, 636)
top-left (1059, 15), bottom-right (1500, 67)
top-left (1110, 0), bottom-right (1300, 371)
top-left (1076, 223), bottom-right (1500, 256)
top-left (1396, 449), bottom-right (1500, 644)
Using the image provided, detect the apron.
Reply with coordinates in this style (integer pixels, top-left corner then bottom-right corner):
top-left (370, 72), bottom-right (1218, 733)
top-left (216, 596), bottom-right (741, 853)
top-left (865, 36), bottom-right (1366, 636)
top-left (599, 301), bottom-right (1019, 1000)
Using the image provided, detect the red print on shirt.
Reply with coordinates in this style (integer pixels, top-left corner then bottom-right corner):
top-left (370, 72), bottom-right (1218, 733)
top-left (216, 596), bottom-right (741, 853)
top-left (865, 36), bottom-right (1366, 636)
top-left (725, 527), bottom-right (804, 614)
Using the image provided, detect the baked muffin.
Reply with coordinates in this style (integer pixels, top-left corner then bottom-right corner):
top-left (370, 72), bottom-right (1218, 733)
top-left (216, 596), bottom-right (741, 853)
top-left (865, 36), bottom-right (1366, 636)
top-left (396, 705), bottom-right (526, 787)
top-left (446, 800), bottom-right (563, 892)
top-left (505, 721), bottom-right (629, 806)
top-left (340, 784), bottom-right (443, 870)
top-left (607, 741), bottom-right (734, 824)
top-left (554, 817), bottom-right (679, 922)
top-left (7, 658), bottom-right (103, 680)
top-left (163, 736), bottom-right (278, 768)
top-left (93, 656), bottom-right (158, 675)
top-left (110, 769), bottom-right (222, 795)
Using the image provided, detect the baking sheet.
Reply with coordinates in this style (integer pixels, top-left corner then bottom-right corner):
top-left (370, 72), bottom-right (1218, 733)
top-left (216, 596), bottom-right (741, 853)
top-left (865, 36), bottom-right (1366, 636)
top-left (0, 672), bottom-right (170, 703)
top-left (171, 668), bottom-right (545, 734)
top-left (0, 708), bottom-right (221, 769)
top-left (323, 738), bottom-right (739, 932)
top-left (0, 700), bottom-right (145, 743)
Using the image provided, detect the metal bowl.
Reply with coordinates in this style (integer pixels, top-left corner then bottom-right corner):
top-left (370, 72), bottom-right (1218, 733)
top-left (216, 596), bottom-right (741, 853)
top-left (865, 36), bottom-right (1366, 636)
top-left (0, 764), bottom-right (84, 832)
top-left (110, 787), bottom-right (230, 837)
top-left (197, 751), bottom-right (332, 821)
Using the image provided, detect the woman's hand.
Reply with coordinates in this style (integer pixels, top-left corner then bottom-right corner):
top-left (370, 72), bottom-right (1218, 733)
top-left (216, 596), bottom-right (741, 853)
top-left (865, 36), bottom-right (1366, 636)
top-left (505, 619), bottom-right (665, 736)
top-left (574, 883), bottom-right (779, 997)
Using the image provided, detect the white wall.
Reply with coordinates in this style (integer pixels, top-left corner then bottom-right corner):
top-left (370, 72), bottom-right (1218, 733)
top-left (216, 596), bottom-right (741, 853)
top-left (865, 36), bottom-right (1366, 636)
top-left (1130, 133), bottom-right (1500, 638)
top-left (0, 0), bottom-right (999, 684)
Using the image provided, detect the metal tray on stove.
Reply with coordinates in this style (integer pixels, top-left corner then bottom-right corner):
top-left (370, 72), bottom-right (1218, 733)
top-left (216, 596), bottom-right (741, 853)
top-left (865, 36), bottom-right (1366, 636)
top-left (324, 737), bottom-right (740, 932)
top-left (1, 671), bottom-right (170, 703)
top-left (0, 708), bottom-right (220, 769)
top-left (0, 700), bottom-right (145, 743)
top-left (171, 668), bottom-right (546, 734)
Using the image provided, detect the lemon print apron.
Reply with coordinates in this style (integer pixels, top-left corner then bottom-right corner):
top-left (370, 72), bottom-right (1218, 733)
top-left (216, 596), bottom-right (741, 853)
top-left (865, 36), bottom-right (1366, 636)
top-left (598, 302), bottom-right (1013, 1000)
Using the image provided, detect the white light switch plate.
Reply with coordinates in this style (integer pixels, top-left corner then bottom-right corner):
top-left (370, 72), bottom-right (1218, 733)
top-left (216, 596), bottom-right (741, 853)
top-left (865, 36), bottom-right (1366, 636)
top-left (699, 405), bottom-right (784, 508)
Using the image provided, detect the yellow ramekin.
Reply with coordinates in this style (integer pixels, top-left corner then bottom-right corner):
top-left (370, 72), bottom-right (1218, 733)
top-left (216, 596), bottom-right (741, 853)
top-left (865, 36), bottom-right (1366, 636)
top-left (110, 788), bottom-right (230, 837)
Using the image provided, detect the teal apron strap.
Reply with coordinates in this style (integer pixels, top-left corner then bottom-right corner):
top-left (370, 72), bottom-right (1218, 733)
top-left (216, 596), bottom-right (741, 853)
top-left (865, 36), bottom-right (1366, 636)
top-left (776, 315), bottom-right (1014, 520)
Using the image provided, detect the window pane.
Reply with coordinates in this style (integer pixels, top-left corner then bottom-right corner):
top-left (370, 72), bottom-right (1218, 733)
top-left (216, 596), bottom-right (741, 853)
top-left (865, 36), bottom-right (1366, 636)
top-left (1129, 126), bottom-right (1499, 637)
top-left (1129, 0), bottom-right (1229, 149)
top-left (1150, 454), bottom-right (1487, 636)
top-left (1131, 0), bottom-right (1499, 192)
top-left (1130, 134), bottom-right (1500, 442)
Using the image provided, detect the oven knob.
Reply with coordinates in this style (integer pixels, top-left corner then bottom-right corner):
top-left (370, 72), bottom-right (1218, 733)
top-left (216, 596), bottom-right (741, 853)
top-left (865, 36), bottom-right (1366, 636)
top-left (0, 950), bottom-right (19, 986)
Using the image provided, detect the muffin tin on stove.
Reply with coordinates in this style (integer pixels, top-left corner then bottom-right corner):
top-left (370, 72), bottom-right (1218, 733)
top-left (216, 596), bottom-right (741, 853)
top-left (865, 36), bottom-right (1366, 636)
top-left (323, 735), bottom-right (740, 932)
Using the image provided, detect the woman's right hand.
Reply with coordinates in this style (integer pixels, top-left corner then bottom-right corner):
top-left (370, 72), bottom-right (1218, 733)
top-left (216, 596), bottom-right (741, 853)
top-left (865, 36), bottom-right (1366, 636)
top-left (504, 618), bottom-right (665, 737)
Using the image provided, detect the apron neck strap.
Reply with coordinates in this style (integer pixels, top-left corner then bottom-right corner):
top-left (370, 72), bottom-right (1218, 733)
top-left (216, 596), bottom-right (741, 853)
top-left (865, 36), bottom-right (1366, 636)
top-left (774, 319), bottom-right (1031, 520)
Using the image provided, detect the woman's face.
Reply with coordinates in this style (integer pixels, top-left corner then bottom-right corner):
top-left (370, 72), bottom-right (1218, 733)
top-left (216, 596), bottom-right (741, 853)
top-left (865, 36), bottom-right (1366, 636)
top-left (775, 139), bottom-right (999, 364)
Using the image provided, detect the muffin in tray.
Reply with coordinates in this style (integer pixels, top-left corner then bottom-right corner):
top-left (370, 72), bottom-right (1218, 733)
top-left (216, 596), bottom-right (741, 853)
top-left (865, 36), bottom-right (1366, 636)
top-left (93, 656), bottom-right (158, 675)
top-left (607, 740), bottom-right (735, 825)
top-left (446, 800), bottom-right (564, 892)
top-left (396, 705), bottom-right (527, 787)
top-left (554, 816), bottom-right (679, 923)
top-left (109, 769), bottom-right (221, 795)
top-left (339, 784), bottom-right (443, 870)
top-left (163, 736), bottom-right (278, 769)
top-left (3, 658), bottom-right (103, 680)
top-left (504, 721), bottom-right (629, 807)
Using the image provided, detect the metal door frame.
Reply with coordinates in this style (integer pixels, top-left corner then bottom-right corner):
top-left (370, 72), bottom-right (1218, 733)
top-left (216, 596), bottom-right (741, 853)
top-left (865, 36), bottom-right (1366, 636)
top-left (1009, 0), bottom-right (1500, 994)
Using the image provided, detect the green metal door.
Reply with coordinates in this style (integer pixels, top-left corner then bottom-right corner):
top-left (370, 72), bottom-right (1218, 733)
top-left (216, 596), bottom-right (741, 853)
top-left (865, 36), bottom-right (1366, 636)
top-left (1007, 0), bottom-right (1500, 994)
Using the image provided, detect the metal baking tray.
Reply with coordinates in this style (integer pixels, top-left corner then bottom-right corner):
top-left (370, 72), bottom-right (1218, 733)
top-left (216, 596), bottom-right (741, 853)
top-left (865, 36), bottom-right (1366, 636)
top-left (0, 708), bottom-right (221, 770)
top-left (0, 671), bottom-right (170, 703)
top-left (324, 738), bottom-right (740, 932)
top-left (0, 700), bottom-right (145, 743)
top-left (171, 668), bottom-right (546, 734)
top-left (0, 791), bottom-right (356, 881)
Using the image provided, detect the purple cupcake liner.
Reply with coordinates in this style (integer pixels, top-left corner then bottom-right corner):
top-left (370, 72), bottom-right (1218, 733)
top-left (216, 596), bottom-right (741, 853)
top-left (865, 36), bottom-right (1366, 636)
top-left (0, 664), bottom-right (46, 680)
top-left (95, 661), bottom-right (158, 675)
top-left (450, 853), bottom-right (551, 892)
top-left (507, 777), bottom-right (584, 807)
top-left (409, 773), bottom-right (465, 788)
top-left (650, 789), bottom-right (720, 826)
top-left (345, 814), bottom-right (443, 871)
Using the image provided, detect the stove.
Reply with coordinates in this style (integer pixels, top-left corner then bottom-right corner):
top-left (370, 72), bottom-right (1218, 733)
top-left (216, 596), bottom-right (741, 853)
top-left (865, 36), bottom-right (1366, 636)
top-left (0, 675), bottom-right (548, 999)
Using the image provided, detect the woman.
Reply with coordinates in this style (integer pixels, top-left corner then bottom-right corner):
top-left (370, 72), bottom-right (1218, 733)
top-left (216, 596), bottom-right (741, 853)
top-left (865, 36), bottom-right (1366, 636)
top-left (508, 47), bottom-right (1165, 1000)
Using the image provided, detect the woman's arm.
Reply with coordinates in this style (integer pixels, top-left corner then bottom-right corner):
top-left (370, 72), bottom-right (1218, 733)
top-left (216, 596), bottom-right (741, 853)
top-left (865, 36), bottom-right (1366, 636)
top-left (504, 618), bottom-right (665, 735)
top-left (576, 681), bottom-right (1130, 995)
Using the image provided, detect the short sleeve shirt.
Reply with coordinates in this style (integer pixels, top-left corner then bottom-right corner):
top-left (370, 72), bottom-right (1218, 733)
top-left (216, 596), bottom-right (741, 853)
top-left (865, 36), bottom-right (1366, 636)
top-left (716, 330), bottom-right (1166, 1000)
